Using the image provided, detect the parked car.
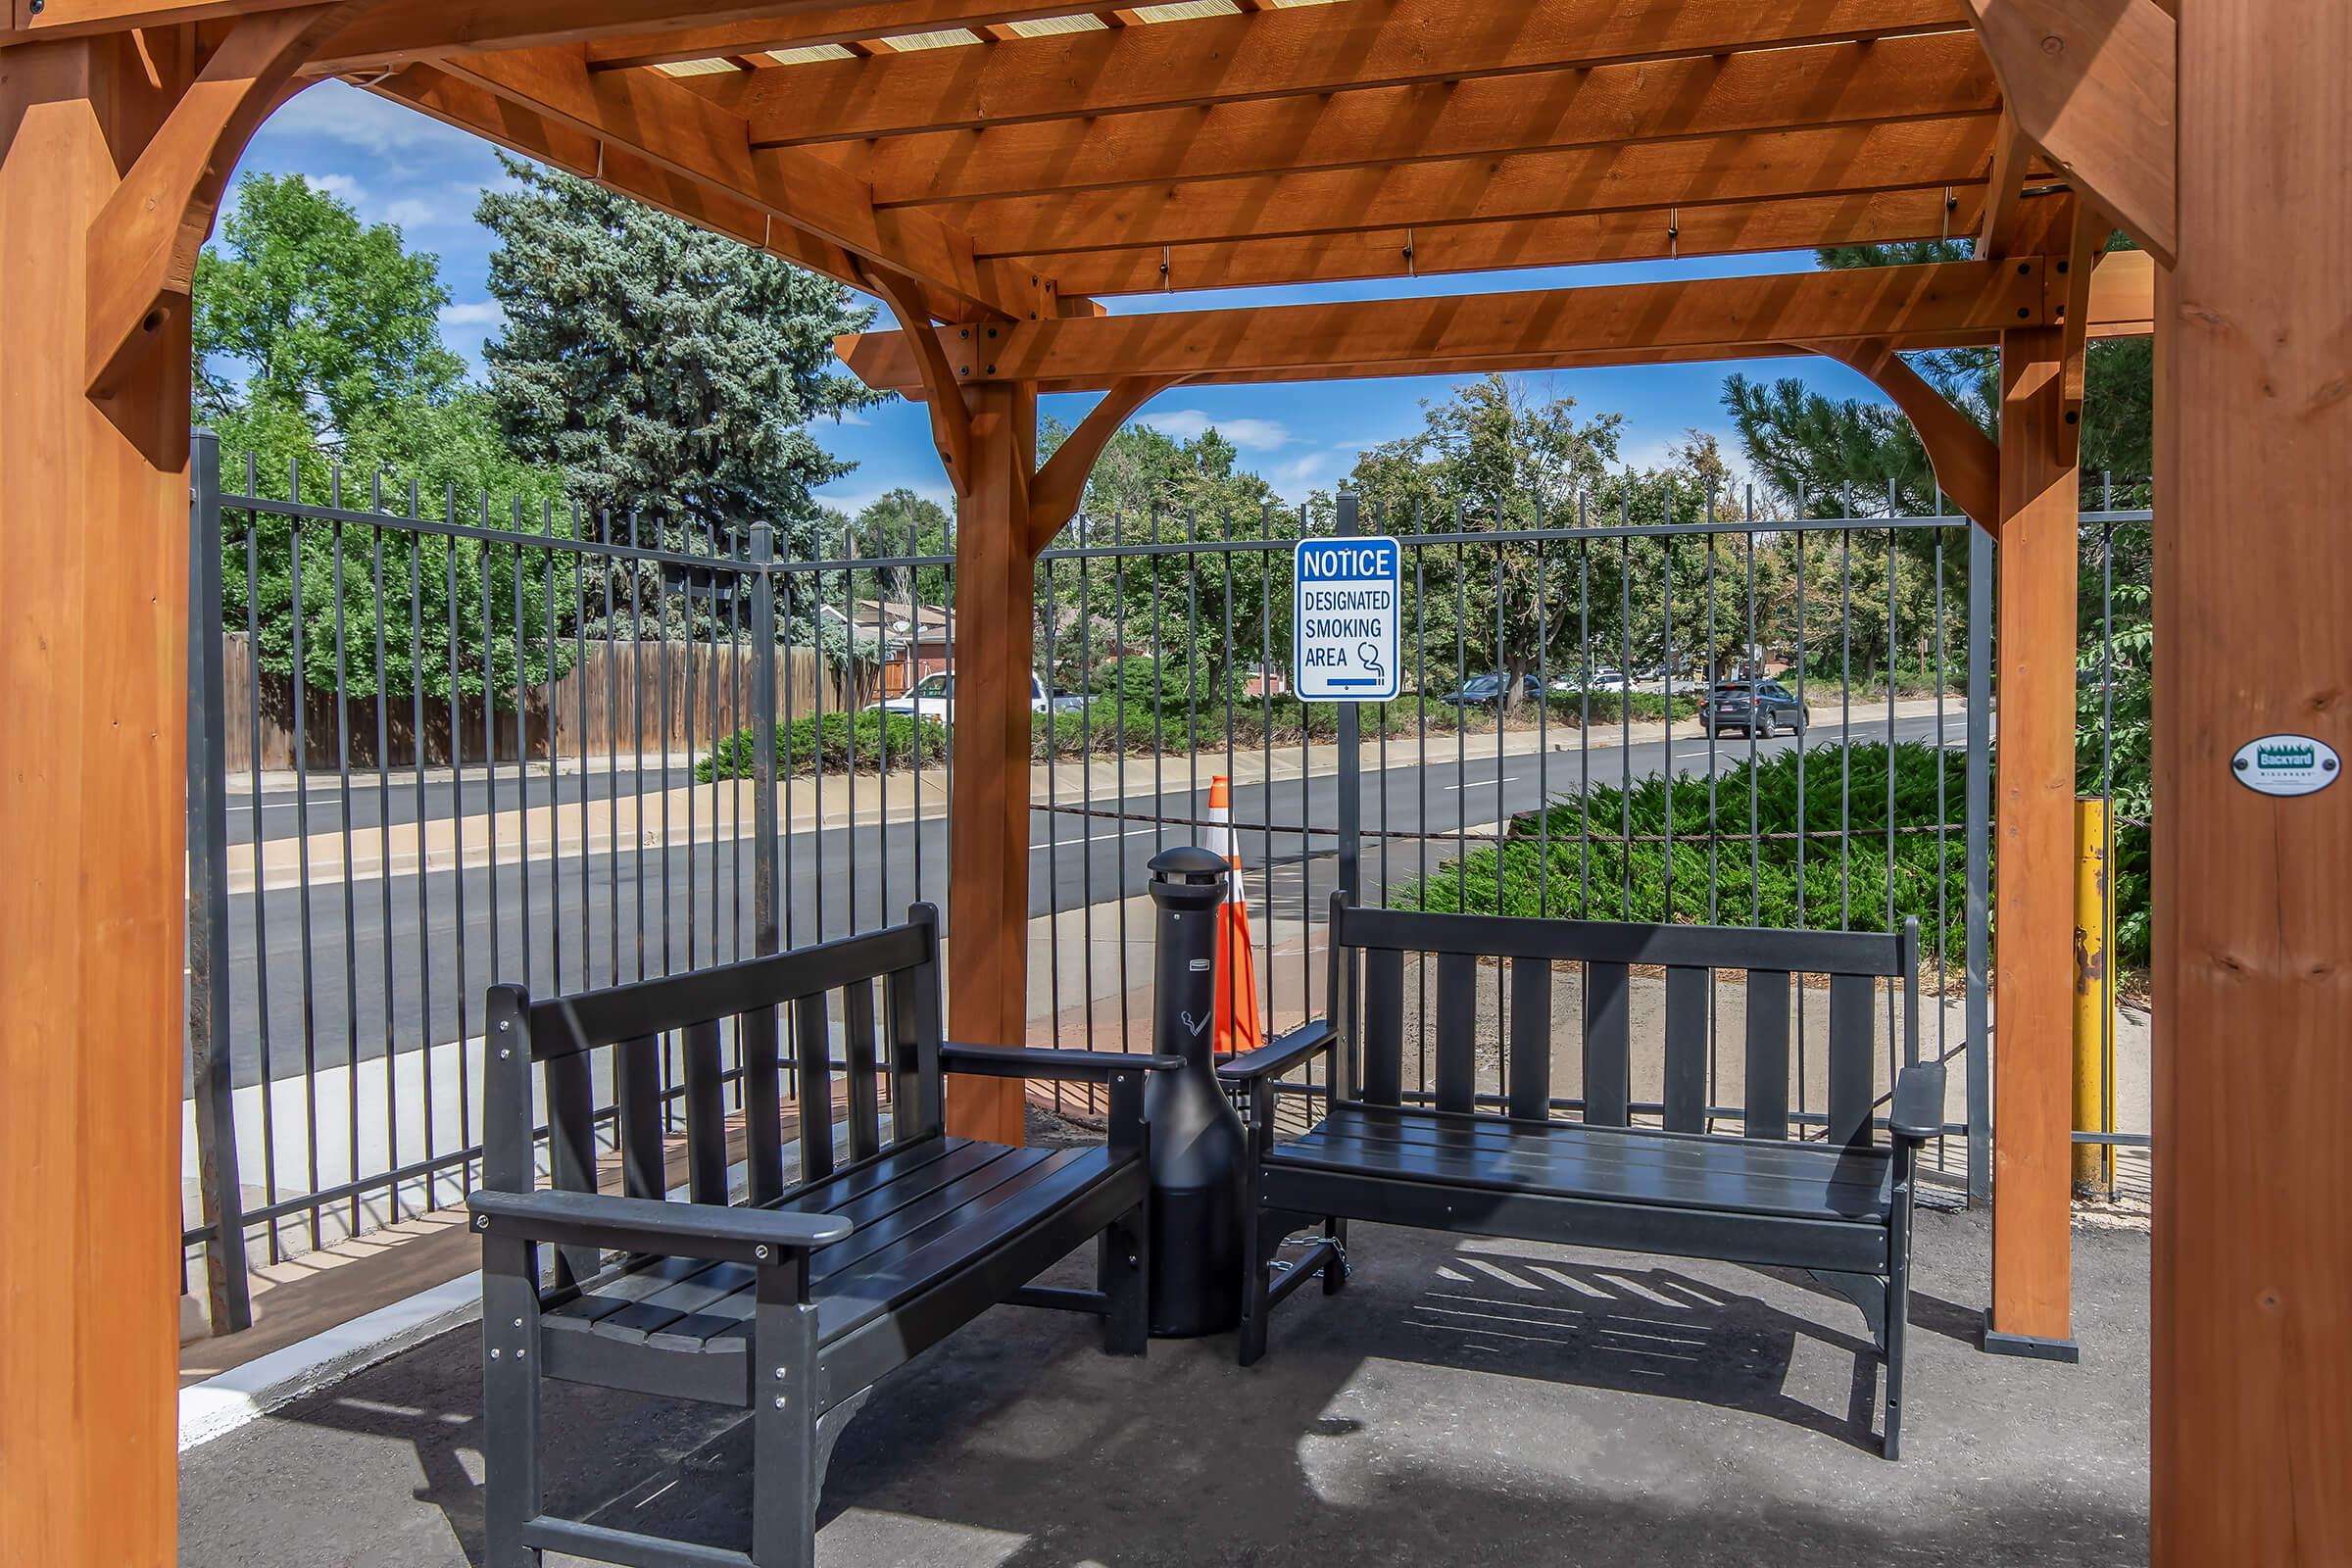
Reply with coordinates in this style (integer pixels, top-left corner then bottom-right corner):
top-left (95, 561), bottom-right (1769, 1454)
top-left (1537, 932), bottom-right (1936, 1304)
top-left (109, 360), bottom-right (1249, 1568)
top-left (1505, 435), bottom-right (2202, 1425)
top-left (1549, 666), bottom-right (1630, 693)
top-left (1698, 679), bottom-right (1809, 737)
top-left (866, 671), bottom-right (1080, 723)
top-left (1436, 672), bottom-right (1544, 708)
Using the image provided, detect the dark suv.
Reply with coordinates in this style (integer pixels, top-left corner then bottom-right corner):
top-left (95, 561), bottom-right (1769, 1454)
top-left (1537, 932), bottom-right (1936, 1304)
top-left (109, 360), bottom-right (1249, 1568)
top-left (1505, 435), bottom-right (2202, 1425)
top-left (1700, 679), bottom-right (1808, 737)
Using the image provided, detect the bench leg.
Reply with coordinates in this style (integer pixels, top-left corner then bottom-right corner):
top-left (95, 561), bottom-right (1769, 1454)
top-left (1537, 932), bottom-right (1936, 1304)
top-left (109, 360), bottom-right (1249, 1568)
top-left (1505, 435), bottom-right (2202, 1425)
top-left (752, 1270), bottom-right (822, 1568)
top-left (1884, 1168), bottom-right (1915, 1461)
top-left (1100, 1198), bottom-right (1150, 1357)
top-left (1237, 1194), bottom-right (1271, 1367)
top-left (481, 1236), bottom-right (543, 1567)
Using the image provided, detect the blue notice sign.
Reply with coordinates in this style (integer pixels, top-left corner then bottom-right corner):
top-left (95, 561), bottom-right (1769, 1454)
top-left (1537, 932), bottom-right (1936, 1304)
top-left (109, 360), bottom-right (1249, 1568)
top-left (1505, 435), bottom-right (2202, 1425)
top-left (1293, 536), bottom-right (1401, 702)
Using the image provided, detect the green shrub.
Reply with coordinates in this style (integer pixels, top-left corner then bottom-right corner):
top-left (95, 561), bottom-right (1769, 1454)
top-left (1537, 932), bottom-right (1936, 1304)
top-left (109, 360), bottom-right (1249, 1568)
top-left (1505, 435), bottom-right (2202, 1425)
top-left (699, 710), bottom-right (947, 782)
top-left (1391, 742), bottom-right (1973, 968)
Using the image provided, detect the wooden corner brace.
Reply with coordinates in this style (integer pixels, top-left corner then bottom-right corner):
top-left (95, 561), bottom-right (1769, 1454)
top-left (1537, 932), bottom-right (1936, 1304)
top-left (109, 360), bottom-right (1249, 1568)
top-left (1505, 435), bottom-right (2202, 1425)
top-left (84, 3), bottom-right (352, 403)
top-left (1812, 339), bottom-right (2002, 535)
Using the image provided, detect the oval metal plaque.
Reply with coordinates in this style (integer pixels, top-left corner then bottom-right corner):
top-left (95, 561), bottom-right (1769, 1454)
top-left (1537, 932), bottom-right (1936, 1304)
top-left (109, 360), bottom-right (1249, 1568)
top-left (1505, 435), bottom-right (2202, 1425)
top-left (2231, 734), bottom-right (2340, 797)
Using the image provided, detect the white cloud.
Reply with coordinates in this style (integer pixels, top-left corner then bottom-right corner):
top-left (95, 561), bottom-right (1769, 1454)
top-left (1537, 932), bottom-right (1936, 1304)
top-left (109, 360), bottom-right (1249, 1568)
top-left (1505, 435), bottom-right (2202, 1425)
top-left (1141, 408), bottom-right (1292, 452)
top-left (383, 197), bottom-right (439, 227)
top-left (1266, 448), bottom-right (1347, 501)
top-left (310, 172), bottom-right (367, 206)
top-left (439, 300), bottom-right (505, 329)
top-left (265, 80), bottom-right (478, 158)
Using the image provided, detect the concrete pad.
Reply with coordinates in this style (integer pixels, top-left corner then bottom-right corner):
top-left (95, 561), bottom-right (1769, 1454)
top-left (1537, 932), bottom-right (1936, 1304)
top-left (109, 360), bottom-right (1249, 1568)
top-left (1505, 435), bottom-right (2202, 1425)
top-left (179, 1207), bottom-right (2149, 1567)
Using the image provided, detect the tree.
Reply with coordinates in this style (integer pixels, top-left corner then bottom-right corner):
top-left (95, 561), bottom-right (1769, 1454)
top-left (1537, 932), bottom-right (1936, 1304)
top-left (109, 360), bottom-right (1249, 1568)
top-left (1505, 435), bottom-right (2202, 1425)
top-left (477, 155), bottom-right (886, 631)
top-left (193, 172), bottom-right (572, 704)
top-left (1722, 236), bottom-right (2153, 513)
top-left (195, 172), bottom-right (467, 448)
top-left (1347, 375), bottom-right (1621, 708)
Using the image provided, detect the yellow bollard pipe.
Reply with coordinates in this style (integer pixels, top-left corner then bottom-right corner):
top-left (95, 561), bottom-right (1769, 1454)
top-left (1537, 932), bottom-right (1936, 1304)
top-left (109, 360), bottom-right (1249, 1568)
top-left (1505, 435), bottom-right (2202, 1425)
top-left (2071, 796), bottom-right (2115, 1196)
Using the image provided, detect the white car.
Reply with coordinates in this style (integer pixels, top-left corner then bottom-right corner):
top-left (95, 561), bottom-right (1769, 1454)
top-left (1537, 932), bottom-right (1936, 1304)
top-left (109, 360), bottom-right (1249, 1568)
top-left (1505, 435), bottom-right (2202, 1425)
top-left (1550, 666), bottom-right (1631, 693)
top-left (866, 671), bottom-right (1077, 723)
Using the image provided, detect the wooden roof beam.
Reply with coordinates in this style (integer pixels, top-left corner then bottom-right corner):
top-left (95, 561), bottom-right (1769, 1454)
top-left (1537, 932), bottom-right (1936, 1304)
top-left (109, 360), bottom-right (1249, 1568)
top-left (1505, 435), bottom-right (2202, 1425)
top-left (840, 259), bottom-right (2046, 394)
top-left (693, 0), bottom-right (1977, 147)
top-left (304, 0), bottom-right (855, 75)
top-left (936, 116), bottom-right (2005, 260)
top-left (1964, 0), bottom-right (2175, 263)
top-left (830, 30), bottom-right (2002, 207)
top-left (1026, 187), bottom-right (2009, 296)
top-left (433, 44), bottom-right (1072, 321)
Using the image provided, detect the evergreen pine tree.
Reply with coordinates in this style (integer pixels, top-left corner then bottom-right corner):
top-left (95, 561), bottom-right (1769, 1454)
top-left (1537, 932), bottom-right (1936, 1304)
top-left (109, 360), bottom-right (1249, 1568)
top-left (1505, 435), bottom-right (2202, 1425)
top-left (477, 156), bottom-right (887, 635)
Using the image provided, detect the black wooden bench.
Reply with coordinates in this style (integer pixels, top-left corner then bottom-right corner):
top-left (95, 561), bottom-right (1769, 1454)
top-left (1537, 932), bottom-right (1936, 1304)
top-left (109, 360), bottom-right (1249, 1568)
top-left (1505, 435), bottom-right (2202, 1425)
top-left (469, 904), bottom-right (1182, 1568)
top-left (1222, 901), bottom-right (1942, 1458)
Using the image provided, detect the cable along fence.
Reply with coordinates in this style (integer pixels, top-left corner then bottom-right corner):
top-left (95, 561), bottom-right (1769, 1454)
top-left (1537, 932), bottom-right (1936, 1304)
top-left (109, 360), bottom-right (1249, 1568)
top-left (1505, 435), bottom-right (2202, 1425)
top-left (181, 430), bottom-right (2151, 1332)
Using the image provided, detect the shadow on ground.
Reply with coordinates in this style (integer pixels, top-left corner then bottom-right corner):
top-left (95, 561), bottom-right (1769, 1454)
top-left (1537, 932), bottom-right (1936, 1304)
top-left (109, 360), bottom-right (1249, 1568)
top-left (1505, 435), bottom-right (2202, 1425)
top-left (179, 1206), bottom-right (2149, 1568)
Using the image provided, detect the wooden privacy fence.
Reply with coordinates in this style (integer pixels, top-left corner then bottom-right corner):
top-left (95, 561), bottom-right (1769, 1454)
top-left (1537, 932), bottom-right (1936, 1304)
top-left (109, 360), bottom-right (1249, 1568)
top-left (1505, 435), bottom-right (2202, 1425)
top-left (222, 634), bottom-right (875, 772)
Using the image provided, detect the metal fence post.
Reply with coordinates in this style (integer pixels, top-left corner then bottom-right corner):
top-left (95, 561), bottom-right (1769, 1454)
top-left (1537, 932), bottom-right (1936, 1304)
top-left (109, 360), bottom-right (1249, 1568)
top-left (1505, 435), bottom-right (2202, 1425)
top-left (186, 429), bottom-right (251, 1332)
top-left (1333, 492), bottom-right (1362, 907)
top-left (1964, 520), bottom-right (1994, 1206)
top-left (751, 522), bottom-right (780, 956)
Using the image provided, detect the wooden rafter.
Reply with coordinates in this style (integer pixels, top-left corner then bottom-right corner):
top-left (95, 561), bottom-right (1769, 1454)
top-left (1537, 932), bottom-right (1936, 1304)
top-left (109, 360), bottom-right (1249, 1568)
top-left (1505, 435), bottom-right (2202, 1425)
top-left (429, 44), bottom-right (1070, 321)
top-left (842, 260), bottom-right (2047, 394)
top-left (1037, 188), bottom-right (2001, 296)
top-left (1963, 0), bottom-right (2176, 263)
top-left (930, 117), bottom-right (2005, 260)
top-left (821, 30), bottom-right (2001, 208)
top-left (686, 0), bottom-right (1976, 147)
top-left (1976, 111), bottom-right (2032, 257)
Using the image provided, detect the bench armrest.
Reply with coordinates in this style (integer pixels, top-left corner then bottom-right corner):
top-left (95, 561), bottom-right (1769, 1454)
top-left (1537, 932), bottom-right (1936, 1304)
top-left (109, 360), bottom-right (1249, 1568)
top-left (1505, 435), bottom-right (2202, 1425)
top-left (1890, 1061), bottom-right (1948, 1143)
top-left (940, 1043), bottom-right (1184, 1082)
top-left (1217, 1018), bottom-right (1338, 1084)
top-left (467, 1189), bottom-right (852, 1264)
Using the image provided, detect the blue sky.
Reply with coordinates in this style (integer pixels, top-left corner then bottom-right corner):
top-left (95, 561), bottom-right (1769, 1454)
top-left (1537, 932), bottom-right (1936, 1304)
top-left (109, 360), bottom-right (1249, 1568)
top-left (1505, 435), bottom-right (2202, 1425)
top-left (236, 79), bottom-right (1886, 518)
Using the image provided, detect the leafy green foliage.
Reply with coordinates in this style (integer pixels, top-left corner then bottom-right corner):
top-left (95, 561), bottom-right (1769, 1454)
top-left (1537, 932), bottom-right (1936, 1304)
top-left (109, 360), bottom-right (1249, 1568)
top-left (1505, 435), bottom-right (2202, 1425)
top-left (1391, 743), bottom-right (1974, 968)
top-left (194, 172), bottom-right (574, 702)
top-left (698, 711), bottom-right (949, 782)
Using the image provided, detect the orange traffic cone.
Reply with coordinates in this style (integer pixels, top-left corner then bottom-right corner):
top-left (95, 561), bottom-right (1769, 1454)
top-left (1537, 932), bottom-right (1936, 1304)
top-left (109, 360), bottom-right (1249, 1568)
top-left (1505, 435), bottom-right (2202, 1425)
top-left (1205, 776), bottom-right (1265, 1057)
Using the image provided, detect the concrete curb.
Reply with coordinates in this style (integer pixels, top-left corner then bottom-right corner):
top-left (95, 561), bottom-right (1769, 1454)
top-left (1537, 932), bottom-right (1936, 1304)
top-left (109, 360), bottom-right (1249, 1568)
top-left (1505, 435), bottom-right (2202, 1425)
top-left (178, 1270), bottom-right (481, 1452)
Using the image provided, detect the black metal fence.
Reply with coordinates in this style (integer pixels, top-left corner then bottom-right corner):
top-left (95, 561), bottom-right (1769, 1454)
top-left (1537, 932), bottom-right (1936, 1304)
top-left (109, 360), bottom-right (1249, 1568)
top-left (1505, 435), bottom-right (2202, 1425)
top-left (181, 427), bottom-right (2151, 1331)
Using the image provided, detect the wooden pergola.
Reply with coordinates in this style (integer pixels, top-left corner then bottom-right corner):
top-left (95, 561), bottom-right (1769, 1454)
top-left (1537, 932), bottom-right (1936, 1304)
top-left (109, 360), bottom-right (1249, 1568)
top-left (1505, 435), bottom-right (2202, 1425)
top-left (0, 1), bottom-right (2339, 1562)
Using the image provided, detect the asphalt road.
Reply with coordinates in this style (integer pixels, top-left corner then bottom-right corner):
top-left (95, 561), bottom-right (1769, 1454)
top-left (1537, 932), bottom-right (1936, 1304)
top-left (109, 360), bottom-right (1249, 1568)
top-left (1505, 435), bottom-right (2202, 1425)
top-left (210, 710), bottom-right (1969, 1088)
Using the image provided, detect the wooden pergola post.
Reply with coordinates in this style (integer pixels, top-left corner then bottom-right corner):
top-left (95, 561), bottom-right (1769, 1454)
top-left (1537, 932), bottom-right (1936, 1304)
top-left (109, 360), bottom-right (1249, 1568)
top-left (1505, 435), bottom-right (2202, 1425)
top-left (943, 379), bottom-right (1039, 1143)
top-left (1984, 318), bottom-right (2082, 1358)
top-left (2154, 0), bottom-right (2352, 1556)
top-left (0, 33), bottom-right (198, 1564)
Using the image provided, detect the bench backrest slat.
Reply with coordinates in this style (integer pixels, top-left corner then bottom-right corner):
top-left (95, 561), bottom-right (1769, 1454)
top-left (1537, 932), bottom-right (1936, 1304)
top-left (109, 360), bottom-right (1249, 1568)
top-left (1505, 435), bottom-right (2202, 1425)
top-left (841, 978), bottom-right (882, 1164)
top-left (545, 1048), bottom-right (600, 1287)
top-left (480, 905), bottom-right (952, 1283)
top-left (1661, 965), bottom-right (1710, 1133)
top-left (741, 1005), bottom-right (786, 1204)
top-left (613, 1035), bottom-right (665, 1200)
top-left (1742, 969), bottom-right (1792, 1141)
top-left (681, 1018), bottom-right (728, 1203)
top-left (1505, 957), bottom-right (1552, 1122)
top-left (795, 992), bottom-right (836, 1183)
top-left (1827, 973), bottom-right (1877, 1150)
top-left (886, 934), bottom-right (944, 1145)
top-left (1582, 960), bottom-right (1631, 1127)
top-left (1330, 897), bottom-right (1917, 1151)
top-left (1433, 953), bottom-right (1478, 1113)
top-left (1361, 947), bottom-right (1404, 1108)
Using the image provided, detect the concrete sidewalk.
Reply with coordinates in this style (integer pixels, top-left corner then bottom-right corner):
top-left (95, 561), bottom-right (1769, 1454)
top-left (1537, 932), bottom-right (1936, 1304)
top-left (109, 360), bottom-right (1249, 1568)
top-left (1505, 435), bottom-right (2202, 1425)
top-left (177, 1207), bottom-right (2150, 1567)
top-left (223, 698), bottom-right (1966, 893)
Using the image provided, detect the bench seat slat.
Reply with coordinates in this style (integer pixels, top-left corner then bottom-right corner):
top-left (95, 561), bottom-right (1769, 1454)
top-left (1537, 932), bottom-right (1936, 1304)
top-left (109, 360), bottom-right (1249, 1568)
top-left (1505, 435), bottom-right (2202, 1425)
top-left (1269, 1105), bottom-right (1889, 1224)
top-left (1330, 1102), bottom-right (1882, 1183)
